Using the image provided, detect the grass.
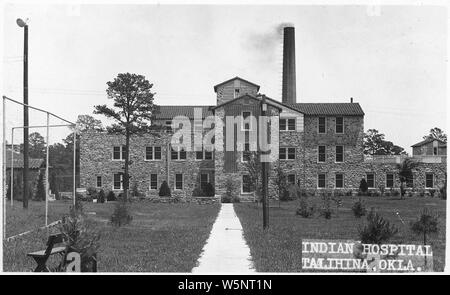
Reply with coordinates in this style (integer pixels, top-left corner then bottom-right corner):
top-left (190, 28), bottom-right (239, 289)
top-left (234, 196), bottom-right (446, 272)
top-left (3, 200), bottom-right (220, 272)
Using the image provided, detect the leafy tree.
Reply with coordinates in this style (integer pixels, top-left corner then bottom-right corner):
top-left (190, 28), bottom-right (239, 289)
top-left (397, 158), bottom-right (419, 199)
top-left (423, 127), bottom-right (447, 143)
top-left (70, 114), bottom-right (104, 133)
top-left (94, 73), bottom-right (155, 201)
top-left (363, 129), bottom-right (407, 156)
top-left (273, 163), bottom-right (287, 206)
top-left (20, 132), bottom-right (46, 158)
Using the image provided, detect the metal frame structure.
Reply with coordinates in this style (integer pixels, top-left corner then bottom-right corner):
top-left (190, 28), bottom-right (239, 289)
top-left (2, 96), bottom-right (76, 239)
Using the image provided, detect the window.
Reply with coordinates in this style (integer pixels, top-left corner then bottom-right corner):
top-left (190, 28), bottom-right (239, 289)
top-left (145, 146), bottom-right (161, 160)
top-left (366, 173), bottom-right (375, 188)
top-left (280, 147), bottom-right (296, 160)
top-left (386, 173), bottom-right (394, 188)
top-left (318, 173), bottom-right (326, 188)
top-left (196, 149), bottom-right (203, 160)
top-left (242, 175), bottom-right (252, 193)
top-left (335, 146), bottom-right (344, 163)
top-left (318, 117), bottom-right (326, 134)
top-left (335, 173), bottom-right (344, 188)
top-left (200, 173), bottom-right (209, 190)
top-left (175, 174), bottom-right (183, 190)
top-left (433, 147), bottom-right (438, 155)
top-left (205, 150), bottom-right (213, 160)
top-left (165, 120), bottom-right (172, 132)
top-left (242, 143), bottom-right (251, 162)
top-left (96, 176), bottom-right (102, 188)
top-left (234, 88), bottom-right (240, 98)
top-left (242, 111), bottom-right (252, 131)
top-left (113, 173), bottom-right (123, 190)
top-left (171, 147), bottom-right (186, 160)
top-left (425, 173), bottom-right (434, 188)
top-left (279, 118), bottom-right (296, 131)
top-left (318, 146), bottom-right (326, 163)
top-left (113, 145), bottom-right (126, 160)
top-left (336, 117), bottom-right (344, 134)
top-left (287, 174), bottom-right (296, 185)
top-left (150, 174), bottom-right (158, 190)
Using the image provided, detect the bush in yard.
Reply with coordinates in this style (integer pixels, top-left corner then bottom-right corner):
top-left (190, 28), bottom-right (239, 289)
top-left (359, 178), bottom-right (368, 196)
top-left (34, 173), bottom-right (46, 201)
top-left (159, 180), bottom-right (171, 197)
top-left (319, 193), bottom-right (332, 219)
top-left (192, 185), bottom-right (204, 197)
top-left (296, 197), bottom-right (314, 218)
top-left (359, 208), bottom-right (399, 244)
top-left (345, 190), bottom-right (353, 197)
top-left (410, 208), bottom-right (439, 246)
top-left (59, 210), bottom-right (100, 272)
top-left (98, 190), bottom-right (105, 203)
top-left (106, 191), bottom-right (116, 201)
top-left (203, 183), bottom-right (215, 197)
top-left (440, 173), bottom-right (447, 200)
top-left (352, 198), bottom-right (367, 218)
top-left (222, 176), bottom-right (239, 203)
top-left (86, 187), bottom-right (98, 199)
top-left (280, 185), bottom-right (298, 201)
top-left (111, 198), bottom-right (133, 227)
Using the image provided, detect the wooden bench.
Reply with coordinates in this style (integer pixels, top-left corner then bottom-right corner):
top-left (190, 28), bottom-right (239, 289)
top-left (27, 233), bottom-right (67, 272)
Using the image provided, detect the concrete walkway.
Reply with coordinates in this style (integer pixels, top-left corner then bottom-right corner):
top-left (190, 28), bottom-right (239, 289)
top-left (192, 203), bottom-right (255, 273)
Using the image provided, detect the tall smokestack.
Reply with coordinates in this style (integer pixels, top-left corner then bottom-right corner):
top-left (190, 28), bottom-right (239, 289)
top-left (282, 26), bottom-right (296, 104)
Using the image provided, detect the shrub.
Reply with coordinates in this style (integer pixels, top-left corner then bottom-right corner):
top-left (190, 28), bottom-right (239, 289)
top-left (392, 189), bottom-right (400, 197)
top-left (280, 185), bottom-right (298, 201)
top-left (34, 173), bottom-right (46, 201)
top-left (319, 193), bottom-right (332, 219)
top-left (378, 184), bottom-right (385, 197)
top-left (110, 199), bottom-right (133, 227)
top-left (203, 183), bottom-right (215, 197)
top-left (352, 198), bottom-right (366, 218)
top-left (359, 178), bottom-right (368, 195)
top-left (192, 186), bottom-right (204, 197)
top-left (429, 189), bottom-right (436, 198)
top-left (98, 190), bottom-right (105, 203)
top-left (86, 187), bottom-right (98, 199)
top-left (58, 211), bottom-right (100, 272)
top-left (410, 208), bottom-right (439, 245)
top-left (222, 177), bottom-right (240, 203)
top-left (159, 181), bottom-right (171, 197)
top-left (106, 191), bottom-right (116, 201)
top-left (345, 190), bottom-right (353, 197)
top-left (296, 198), bottom-right (315, 218)
top-left (359, 208), bottom-right (399, 244)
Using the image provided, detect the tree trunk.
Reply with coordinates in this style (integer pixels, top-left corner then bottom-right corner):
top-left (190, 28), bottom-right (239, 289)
top-left (124, 129), bottom-right (130, 202)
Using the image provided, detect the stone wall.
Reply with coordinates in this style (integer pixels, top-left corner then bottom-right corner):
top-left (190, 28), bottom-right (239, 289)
top-left (80, 131), bottom-right (215, 199)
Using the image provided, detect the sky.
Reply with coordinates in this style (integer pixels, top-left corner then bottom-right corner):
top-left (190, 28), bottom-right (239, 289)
top-left (1, 3), bottom-right (447, 153)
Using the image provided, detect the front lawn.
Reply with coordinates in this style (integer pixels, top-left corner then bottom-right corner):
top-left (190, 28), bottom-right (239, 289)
top-left (3, 200), bottom-right (220, 272)
top-left (234, 196), bottom-right (446, 272)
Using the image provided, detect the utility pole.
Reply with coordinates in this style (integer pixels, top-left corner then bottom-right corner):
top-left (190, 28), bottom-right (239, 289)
top-left (260, 95), bottom-right (269, 229)
top-left (17, 18), bottom-right (29, 209)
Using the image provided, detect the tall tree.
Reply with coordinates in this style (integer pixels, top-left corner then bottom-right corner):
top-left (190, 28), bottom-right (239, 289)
top-left (94, 73), bottom-right (155, 200)
top-left (20, 132), bottom-right (46, 158)
top-left (242, 152), bottom-right (262, 202)
top-left (423, 127), bottom-right (447, 143)
top-left (363, 129), bottom-right (407, 155)
top-left (397, 158), bottom-right (419, 199)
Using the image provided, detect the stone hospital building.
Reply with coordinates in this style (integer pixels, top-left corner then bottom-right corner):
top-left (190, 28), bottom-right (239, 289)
top-left (79, 27), bottom-right (446, 200)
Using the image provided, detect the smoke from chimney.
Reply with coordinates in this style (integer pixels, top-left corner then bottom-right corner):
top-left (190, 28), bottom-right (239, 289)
top-left (282, 26), bottom-right (296, 104)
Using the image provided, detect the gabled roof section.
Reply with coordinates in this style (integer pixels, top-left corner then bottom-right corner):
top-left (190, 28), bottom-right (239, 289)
top-left (211, 94), bottom-right (282, 111)
top-left (284, 103), bottom-right (365, 116)
top-left (411, 137), bottom-right (446, 147)
top-left (213, 76), bottom-right (260, 92)
top-left (152, 105), bottom-right (214, 120)
top-left (5, 149), bottom-right (45, 169)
